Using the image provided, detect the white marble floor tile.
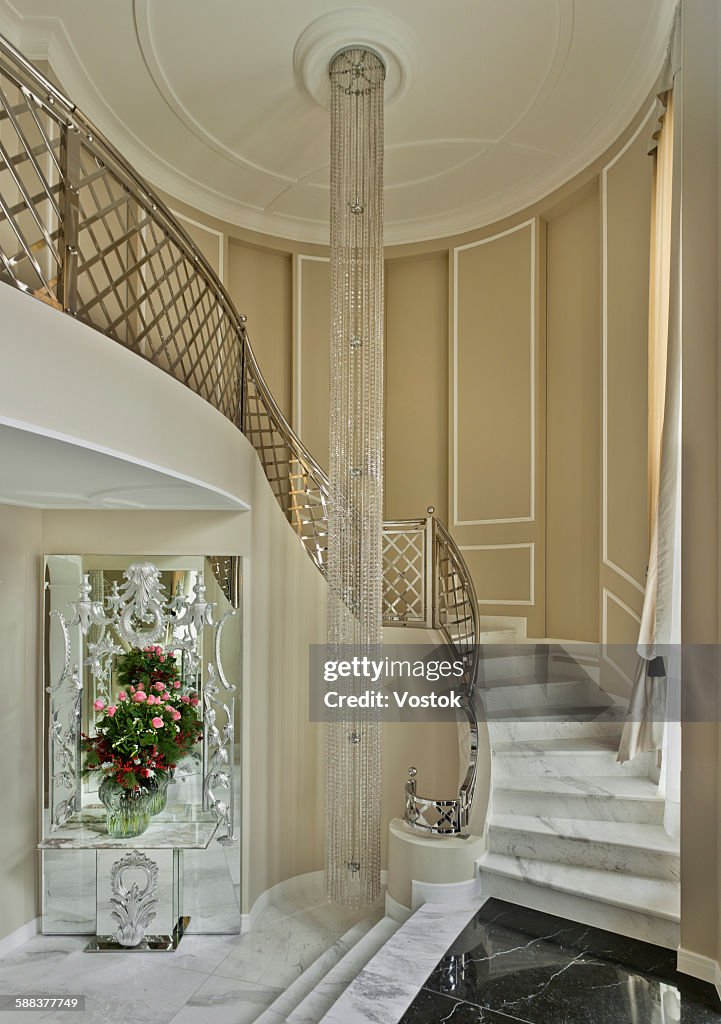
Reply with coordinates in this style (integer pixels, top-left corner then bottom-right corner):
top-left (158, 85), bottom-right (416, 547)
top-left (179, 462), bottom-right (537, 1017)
top-left (167, 975), bottom-right (283, 1024)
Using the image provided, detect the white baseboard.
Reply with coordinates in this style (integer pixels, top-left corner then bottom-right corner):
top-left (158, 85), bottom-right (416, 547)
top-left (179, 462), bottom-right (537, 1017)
top-left (677, 946), bottom-right (721, 999)
top-left (242, 868), bottom-right (389, 932)
top-left (0, 917), bottom-right (40, 958)
top-left (411, 875), bottom-right (482, 911)
top-left (385, 891), bottom-right (413, 923)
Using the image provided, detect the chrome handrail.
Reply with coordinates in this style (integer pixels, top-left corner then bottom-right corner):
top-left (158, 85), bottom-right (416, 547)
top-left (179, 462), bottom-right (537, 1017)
top-left (0, 34), bottom-right (479, 834)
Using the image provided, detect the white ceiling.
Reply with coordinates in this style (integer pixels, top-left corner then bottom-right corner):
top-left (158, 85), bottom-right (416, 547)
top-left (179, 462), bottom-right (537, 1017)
top-left (0, 425), bottom-right (248, 510)
top-left (0, 0), bottom-right (675, 244)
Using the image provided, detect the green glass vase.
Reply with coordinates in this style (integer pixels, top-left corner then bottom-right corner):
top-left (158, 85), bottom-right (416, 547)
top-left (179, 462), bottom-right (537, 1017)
top-left (147, 771), bottom-right (172, 816)
top-left (98, 777), bottom-right (152, 838)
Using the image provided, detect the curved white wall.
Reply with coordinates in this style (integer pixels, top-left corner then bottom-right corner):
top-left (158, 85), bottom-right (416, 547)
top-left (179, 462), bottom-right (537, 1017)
top-left (0, 285), bottom-right (255, 511)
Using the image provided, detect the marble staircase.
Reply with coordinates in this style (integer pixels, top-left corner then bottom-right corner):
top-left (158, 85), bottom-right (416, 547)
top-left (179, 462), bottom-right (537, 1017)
top-left (254, 916), bottom-right (400, 1023)
top-left (477, 647), bottom-right (681, 949)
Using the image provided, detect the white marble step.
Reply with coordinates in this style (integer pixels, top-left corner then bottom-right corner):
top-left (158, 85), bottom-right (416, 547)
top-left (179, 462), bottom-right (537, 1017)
top-left (253, 915), bottom-right (383, 1024)
top-left (478, 851), bottom-right (680, 948)
top-left (488, 712), bottom-right (624, 742)
top-left (277, 918), bottom-right (400, 1023)
top-left (481, 678), bottom-right (596, 713)
top-left (492, 775), bottom-right (665, 824)
top-left (479, 648), bottom-right (549, 683)
top-left (488, 813), bottom-right (679, 881)
top-left (318, 902), bottom-right (480, 1024)
top-left (491, 737), bottom-right (653, 778)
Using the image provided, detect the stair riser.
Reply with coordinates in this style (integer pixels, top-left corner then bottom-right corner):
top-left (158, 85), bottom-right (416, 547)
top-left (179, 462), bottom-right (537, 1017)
top-left (481, 681), bottom-right (593, 713)
top-left (492, 751), bottom-right (653, 779)
top-left (479, 652), bottom-right (548, 683)
top-left (488, 826), bottom-right (679, 881)
top-left (479, 870), bottom-right (679, 950)
top-left (492, 790), bottom-right (665, 825)
top-left (488, 720), bottom-right (624, 743)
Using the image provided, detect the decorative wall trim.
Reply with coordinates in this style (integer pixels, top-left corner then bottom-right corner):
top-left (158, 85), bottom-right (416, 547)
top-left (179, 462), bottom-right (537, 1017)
top-left (385, 890), bottom-right (413, 923)
top-left (410, 875), bottom-right (483, 911)
top-left (0, 916), bottom-right (40, 958)
top-left (601, 588), bottom-right (641, 687)
top-left (170, 208), bottom-right (225, 284)
top-left (677, 946), bottom-right (721, 1001)
top-left (601, 106), bottom-right (655, 597)
top-left (452, 219), bottom-right (536, 527)
top-left (292, 254), bottom-right (329, 434)
top-left (460, 542), bottom-right (535, 606)
top-left (242, 868), bottom-right (389, 932)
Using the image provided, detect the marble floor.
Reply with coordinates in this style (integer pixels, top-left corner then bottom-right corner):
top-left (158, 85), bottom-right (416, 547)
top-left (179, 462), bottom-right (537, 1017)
top-left (400, 899), bottom-right (721, 1024)
top-left (0, 875), bottom-right (381, 1024)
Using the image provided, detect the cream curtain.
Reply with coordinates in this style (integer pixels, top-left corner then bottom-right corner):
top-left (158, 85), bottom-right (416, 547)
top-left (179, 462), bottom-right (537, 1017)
top-left (617, 88), bottom-right (681, 764)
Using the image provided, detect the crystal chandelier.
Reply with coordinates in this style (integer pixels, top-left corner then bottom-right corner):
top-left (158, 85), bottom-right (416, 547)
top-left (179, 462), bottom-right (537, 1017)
top-left (326, 47), bottom-right (385, 906)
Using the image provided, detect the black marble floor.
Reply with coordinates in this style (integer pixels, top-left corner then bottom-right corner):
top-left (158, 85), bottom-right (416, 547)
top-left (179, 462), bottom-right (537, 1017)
top-left (400, 899), bottom-right (721, 1024)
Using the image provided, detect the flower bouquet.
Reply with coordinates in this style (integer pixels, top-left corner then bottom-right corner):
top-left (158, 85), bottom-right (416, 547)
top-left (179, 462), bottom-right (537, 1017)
top-left (82, 646), bottom-right (202, 837)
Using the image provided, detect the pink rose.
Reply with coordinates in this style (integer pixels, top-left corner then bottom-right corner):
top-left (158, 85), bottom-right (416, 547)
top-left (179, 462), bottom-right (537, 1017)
top-left (93, 699), bottom-right (105, 711)
top-left (154, 681), bottom-right (164, 692)
top-left (159, 655), bottom-right (166, 662)
top-left (129, 685), bottom-right (135, 694)
top-left (151, 717), bottom-right (163, 729)
top-left (190, 697), bottom-right (199, 708)
top-left (162, 692), bottom-right (170, 700)
top-left (133, 691), bottom-right (147, 703)
top-left (171, 709), bottom-right (181, 721)
top-left (107, 705), bottom-right (117, 717)
top-left (137, 682), bottom-right (145, 691)
top-left (181, 695), bottom-right (190, 704)
top-left (117, 692), bottom-right (127, 702)
top-left (173, 681), bottom-right (181, 689)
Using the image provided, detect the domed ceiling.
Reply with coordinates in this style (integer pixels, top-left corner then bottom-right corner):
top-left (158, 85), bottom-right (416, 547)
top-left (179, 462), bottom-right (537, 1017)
top-left (0, 0), bottom-right (675, 243)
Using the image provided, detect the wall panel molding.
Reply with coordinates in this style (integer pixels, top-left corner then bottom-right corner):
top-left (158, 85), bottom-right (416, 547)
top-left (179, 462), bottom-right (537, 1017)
top-left (450, 215), bottom-right (536, 520)
top-left (460, 541), bottom-right (535, 606)
top-left (292, 253), bottom-right (329, 435)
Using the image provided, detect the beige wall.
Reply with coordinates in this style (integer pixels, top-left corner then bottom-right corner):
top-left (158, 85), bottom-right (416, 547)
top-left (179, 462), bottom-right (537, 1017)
top-left (600, 117), bottom-right (653, 680)
top-left (228, 240), bottom-right (293, 420)
top-left (0, 506), bottom-right (42, 941)
top-left (293, 255), bottom-right (330, 472)
top-left (385, 253), bottom-right (448, 522)
top-left (546, 186), bottom-right (601, 641)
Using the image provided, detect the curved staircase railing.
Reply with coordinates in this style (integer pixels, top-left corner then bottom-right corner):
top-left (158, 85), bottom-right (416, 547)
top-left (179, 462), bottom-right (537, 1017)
top-left (0, 34), bottom-right (479, 835)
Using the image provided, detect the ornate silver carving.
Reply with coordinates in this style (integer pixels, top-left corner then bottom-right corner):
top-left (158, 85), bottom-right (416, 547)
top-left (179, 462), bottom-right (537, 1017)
top-left (202, 613), bottom-right (238, 844)
top-left (109, 851), bottom-right (159, 947)
top-left (47, 611), bottom-right (82, 829)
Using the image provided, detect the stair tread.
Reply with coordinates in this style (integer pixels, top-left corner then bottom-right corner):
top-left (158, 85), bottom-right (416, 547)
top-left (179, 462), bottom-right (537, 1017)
top-left (489, 813), bottom-right (679, 853)
top-left (479, 852), bottom-right (679, 921)
top-left (493, 736), bottom-right (625, 755)
top-left (493, 775), bottom-right (662, 800)
top-left (254, 916), bottom-right (382, 1024)
top-left (285, 917), bottom-right (400, 1022)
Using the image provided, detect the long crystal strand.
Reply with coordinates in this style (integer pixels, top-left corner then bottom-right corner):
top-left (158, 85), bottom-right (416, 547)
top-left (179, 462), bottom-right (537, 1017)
top-left (326, 48), bottom-right (384, 907)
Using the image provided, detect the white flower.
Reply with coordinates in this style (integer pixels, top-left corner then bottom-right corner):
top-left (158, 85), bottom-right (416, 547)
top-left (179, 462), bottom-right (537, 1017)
top-left (101, 761), bottom-right (113, 769)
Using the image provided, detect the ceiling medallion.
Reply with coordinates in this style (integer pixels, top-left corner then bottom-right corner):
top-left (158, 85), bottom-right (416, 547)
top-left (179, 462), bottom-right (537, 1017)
top-left (293, 7), bottom-right (419, 109)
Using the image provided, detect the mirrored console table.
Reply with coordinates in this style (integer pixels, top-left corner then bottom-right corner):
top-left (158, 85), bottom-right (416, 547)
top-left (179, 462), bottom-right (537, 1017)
top-left (40, 809), bottom-right (219, 951)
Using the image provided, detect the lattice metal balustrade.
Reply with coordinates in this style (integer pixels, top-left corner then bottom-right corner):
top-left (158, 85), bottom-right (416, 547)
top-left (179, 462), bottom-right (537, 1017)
top-left (382, 522), bottom-right (427, 625)
top-left (0, 33), bottom-right (482, 835)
